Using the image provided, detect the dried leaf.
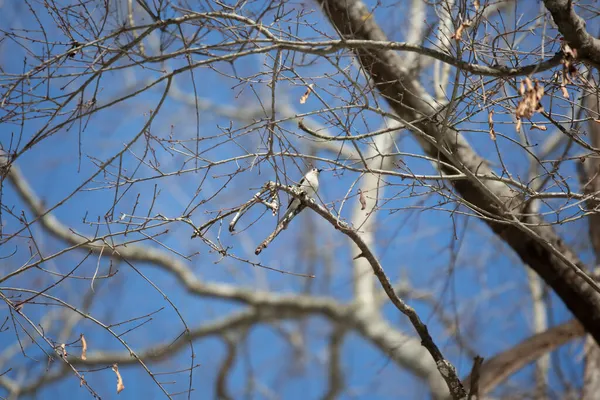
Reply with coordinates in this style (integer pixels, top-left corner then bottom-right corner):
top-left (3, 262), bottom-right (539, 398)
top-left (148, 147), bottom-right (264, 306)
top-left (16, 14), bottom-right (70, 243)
top-left (561, 40), bottom-right (578, 60)
top-left (518, 80), bottom-right (525, 96)
top-left (474, 0), bottom-right (480, 11)
top-left (525, 77), bottom-right (533, 91)
top-left (112, 364), bottom-right (125, 394)
top-left (488, 110), bottom-right (496, 140)
top-left (451, 21), bottom-right (472, 40)
top-left (535, 82), bottom-right (544, 100)
top-left (452, 25), bottom-right (464, 40)
top-left (80, 334), bottom-right (87, 360)
top-left (358, 189), bottom-right (367, 210)
top-left (530, 124), bottom-right (547, 131)
top-left (561, 82), bottom-right (569, 99)
top-left (515, 78), bottom-right (544, 130)
top-left (299, 84), bottom-right (314, 104)
top-left (560, 38), bottom-right (578, 89)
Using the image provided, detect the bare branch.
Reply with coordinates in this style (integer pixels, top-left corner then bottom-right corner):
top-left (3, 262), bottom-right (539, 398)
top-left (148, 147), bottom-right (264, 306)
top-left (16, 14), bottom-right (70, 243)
top-left (464, 319), bottom-right (584, 396)
top-left (543, 0), bottom-right (600, 68)
top-left (318, 0), bottom-right (600, 346)
top-left (257, 182), bottom-right (466, 399)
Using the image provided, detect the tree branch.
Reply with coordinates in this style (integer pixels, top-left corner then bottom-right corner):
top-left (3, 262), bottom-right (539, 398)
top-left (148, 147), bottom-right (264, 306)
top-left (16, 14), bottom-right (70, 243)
top-left (463, 319), bottom-right (584, 396)
top-left (317, 0), bottom-right (600, 346)
top-left (2, 161), bottom-right (451, 397)
top-left (262, 182), bottom-right (466, 399)
top-left (543, 0), bottom-right (600, 68)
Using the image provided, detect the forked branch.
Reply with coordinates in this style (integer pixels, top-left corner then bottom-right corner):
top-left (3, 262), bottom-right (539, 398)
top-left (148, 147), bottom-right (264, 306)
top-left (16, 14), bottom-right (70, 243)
top-left (250, 182), bottom-right (467, 399)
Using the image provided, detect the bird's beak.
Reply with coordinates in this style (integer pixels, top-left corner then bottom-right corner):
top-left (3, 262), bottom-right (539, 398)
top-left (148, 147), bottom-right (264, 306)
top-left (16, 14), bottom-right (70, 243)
top-left (317, 168), bottom-right (323, 173)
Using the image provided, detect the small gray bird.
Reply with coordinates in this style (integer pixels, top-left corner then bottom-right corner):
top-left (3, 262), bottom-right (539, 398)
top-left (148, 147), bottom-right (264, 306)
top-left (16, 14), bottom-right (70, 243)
top-left (280, 168), bottom-right (322, 225)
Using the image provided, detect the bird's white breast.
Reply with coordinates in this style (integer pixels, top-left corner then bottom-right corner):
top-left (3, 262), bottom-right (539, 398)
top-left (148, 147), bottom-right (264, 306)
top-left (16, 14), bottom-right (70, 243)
top-left (301, 173), bottom-right (319, 195)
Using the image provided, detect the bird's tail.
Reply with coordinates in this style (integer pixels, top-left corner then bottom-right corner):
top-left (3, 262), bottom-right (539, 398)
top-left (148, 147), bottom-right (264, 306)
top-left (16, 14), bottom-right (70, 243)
top-left (280, 203), bottom-right (306, 229)
top-left (280, 207), bottom-right (294, 223)
top-left (279, 208), bottom-right (294, 229)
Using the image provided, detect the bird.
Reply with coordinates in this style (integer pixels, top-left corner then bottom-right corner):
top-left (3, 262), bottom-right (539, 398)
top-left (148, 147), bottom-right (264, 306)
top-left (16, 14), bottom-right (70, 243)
top-left (280, 168), bottom-right (322, 226)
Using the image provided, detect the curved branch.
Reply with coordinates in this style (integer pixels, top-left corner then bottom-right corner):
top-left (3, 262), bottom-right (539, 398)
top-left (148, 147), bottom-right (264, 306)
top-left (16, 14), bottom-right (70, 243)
top-left (2, 160), bottom-right (451, 397)
top-left (0, 287), bottom-right (451, 398)
top-left (317, 0), bottom-right (600, 347)
top-left (267, 182), bottom-right (465, 399)
top-left (543, 0), bottom-right (600, 68)
top-left (464, 319), bottom-right (584, 395)
top-left (0, 9), bottom-right (564, 115)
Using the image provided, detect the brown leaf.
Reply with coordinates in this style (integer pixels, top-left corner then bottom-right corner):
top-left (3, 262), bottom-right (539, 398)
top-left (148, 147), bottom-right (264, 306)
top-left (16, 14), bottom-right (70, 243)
top-left (451, 21), bottom-right (471, 41)
top-left (561, 40), bottom-right (578, 60)
top-left (560, 39), bottom-right (579, 89)
top-left (80, 334), bottom-right (87, 360)
top-left (299, 84), bottom-right (314, 104)
top-left (535, 81), bottom-right (544, 100)
top-left (561, 82), bottom-right (569, 99)
top-left (112, 364), bottom-right (125, 394)
top-left (515, 78), bottom-right (544, 128)
top-left (530, 124), bottom-right (547, 131)
top-left (525, 77), bottom-right (533, 92)
top-left (488, 110), bottom-right (496, 140)
top-left (474, 0), bottom-right (480, 11)
top-left (518, 80), bottom-right (526, 96)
